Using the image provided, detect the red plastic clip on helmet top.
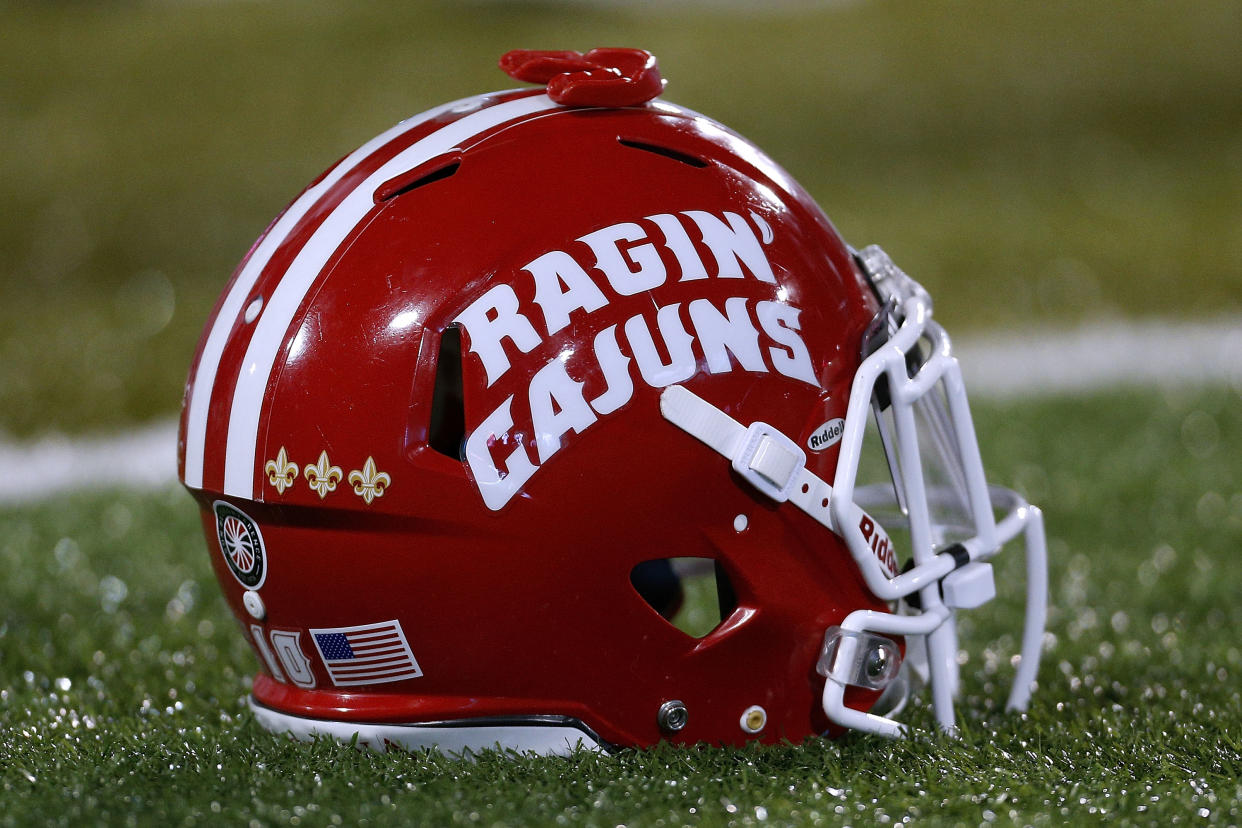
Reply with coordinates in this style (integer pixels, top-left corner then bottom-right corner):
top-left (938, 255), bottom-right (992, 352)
top-left (499, 47), bottom-right (665, 107)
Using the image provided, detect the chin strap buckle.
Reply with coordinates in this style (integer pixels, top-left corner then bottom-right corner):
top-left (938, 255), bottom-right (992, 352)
top-left (731, 422), bottom-right (806, 503)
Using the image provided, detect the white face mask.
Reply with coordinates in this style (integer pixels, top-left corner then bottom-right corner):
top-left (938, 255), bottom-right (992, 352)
top-left (662, 245), bottom-right (1049, 739)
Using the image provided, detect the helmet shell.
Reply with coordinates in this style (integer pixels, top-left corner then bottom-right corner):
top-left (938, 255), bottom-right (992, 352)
top-left (180, 84), bottom-right (888, 748)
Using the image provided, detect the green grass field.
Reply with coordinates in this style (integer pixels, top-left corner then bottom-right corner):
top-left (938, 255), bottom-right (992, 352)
top-left (3, 389), bottom-right (1241, 824)
top-left (3, 1), bottom-right (1242, 825)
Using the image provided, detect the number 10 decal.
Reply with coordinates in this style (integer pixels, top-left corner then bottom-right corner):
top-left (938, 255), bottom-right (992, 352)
top-left (250, 625), bottom-right (316, 688)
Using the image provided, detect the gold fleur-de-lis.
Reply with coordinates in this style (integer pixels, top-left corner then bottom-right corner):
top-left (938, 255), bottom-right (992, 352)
top-left (304, 451), bottom-right (343, 499)
top-left (348, 456), bottom-right (391, 505)
top-left (264, 447), bottom-right (298, 495)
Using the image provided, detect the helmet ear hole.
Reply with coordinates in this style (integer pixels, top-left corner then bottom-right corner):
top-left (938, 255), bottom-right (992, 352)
top-left (630, 557), bottom-right (738, 639)
top-left (631, 558), bottom-right (683, 619)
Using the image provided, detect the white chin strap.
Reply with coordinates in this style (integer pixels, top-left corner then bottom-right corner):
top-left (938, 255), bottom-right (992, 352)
top-left (659, 384), bottom-right (895, 556)
top-left (659, 383), bottom-right (1047, 739)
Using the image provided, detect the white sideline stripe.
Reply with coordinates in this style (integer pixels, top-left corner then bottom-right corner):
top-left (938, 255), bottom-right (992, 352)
top-left (954, 316), bottom-right (1242, 398)
top-left (181, 98), bottom-right (463, 490)
top-left (2, 316), bottom-right (1239, 505)
top-left (222, 93), bottom-right (560, 500)
top-left (0, 420), bottom-right (178, 506)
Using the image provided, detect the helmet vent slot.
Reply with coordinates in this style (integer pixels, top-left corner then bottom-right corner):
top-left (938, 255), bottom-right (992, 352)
top-left (428, 325), bottom-right (466, 459)
top-left (630, 557), bottom-right (737, 638)
top-left (375, 157), bottom-right (461, 203)
top-left (617, 138), bottom-right (708, 168)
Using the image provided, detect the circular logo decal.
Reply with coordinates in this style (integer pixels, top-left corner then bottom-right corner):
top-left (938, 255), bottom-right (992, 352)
top-left (212, 501), bottom-right (267, 589)
top-left (806, 418), bottom-right (845, 452)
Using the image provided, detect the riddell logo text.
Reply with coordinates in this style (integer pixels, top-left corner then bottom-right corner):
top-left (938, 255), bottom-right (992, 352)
top-left (454, 209), bottom-right (819, 510)
top-left (858, 514), bottom-right (899, 578)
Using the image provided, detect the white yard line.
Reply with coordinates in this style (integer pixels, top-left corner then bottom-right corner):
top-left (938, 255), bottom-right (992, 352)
top-left (0, 419), bottom-right (180, 506)
top-left (1, 317), bottom-right (1238, 505)
top-left (954, 316), bottom-right (1242, 398)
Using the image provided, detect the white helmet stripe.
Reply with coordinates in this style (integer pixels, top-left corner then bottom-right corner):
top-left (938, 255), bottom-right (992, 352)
top-left (222, 93), bottom-right (561, 499)
top-left (181, 97), bottom-right (463, 489)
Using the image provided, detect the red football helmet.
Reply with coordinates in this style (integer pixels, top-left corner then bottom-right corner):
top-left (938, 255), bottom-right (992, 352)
top-left (179, 48), bottom-right (1047, 754)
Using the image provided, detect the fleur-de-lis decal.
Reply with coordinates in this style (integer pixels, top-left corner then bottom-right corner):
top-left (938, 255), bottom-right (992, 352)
top-left (348, 456), bottom-right (391, 505)
top-left (264, 447), bottom-right (298, 495)
top-left (304, 451), bottom-right (342, 499)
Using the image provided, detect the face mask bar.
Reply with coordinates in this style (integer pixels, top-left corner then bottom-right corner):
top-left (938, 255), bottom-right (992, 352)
top-left (820, 245), bottom-right (1047, 737)
top-left (658, 245), bottom-right (1047, 740)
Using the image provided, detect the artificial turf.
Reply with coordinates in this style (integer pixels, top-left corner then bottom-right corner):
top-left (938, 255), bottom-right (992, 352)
top-left (3, 387), bottom-right (1239, 825)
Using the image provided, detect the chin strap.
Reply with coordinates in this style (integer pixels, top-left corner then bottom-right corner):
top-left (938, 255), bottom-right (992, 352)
top-left (659, 384), bottom-right (900, 579)
top-left (660, 384), bottom-right (840, 531)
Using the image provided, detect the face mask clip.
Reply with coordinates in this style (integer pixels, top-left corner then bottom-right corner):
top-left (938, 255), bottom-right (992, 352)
top-left (817, 627), bottom-right (902, 691)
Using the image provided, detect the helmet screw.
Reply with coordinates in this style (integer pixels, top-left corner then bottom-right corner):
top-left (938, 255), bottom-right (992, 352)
top-left (657, 700), bottom-right (688, 734)
top-left (740, 704), bottom-right (767, 734)
top-left (242, 589), bottom-right (266, 620)
top-left (865, 646), bottom-right (891, 682)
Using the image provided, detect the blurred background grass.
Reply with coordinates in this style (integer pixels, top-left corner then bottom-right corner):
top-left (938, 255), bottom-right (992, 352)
top-left (2, 0), bottom-right (1240, 437)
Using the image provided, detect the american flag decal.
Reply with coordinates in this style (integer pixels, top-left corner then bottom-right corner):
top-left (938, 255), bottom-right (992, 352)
top-left (309, 619), bottom-right (423, 687)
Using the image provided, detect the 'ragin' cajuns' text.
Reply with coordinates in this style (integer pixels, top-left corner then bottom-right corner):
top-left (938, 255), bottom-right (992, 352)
top-left (453, 209), bottom-right (818, 510)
